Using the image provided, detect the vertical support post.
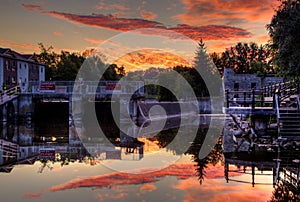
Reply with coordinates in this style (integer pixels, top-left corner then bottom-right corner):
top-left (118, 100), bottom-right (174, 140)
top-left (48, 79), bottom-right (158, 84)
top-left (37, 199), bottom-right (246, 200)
top-left (225, 161), bottom-right (229, 183)
top-left (243, 91), bottom-right (246, 107)
top-left (226, 89), bottom-right (229, 108)
top-left (252, 164), bottom-right (255, 187)
top-left (252, 88), bottom-right (255, 109)
top-left (273, 166), bottom-right (276, 187)
top-left (261, 90), bottom-right (264, 107)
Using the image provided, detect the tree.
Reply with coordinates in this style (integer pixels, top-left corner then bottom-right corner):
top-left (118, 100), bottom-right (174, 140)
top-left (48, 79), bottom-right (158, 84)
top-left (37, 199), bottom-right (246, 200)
top-left (211, 42), bottom-right (273, 74)
top-left (267, 0), bottom-right (300, 80)
top-left (35, 43), bottom-right (58, 80)
top-left (35, 44), bottom-right (125, 81)
top-left (54, 51), bottom-right (85, 80)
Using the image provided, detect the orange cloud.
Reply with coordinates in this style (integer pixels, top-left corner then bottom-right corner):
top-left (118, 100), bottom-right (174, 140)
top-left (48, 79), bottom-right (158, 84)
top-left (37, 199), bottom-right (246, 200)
top-left (140, 184), bottom-right (157, 193)
top-left (0, 40), bottom-right (39, 52)
top-left (174, 0), bottom-right (280, 27)
top-left (53, 31), bottom-right (63, 36)
top-left (114, 50), bottom-right (191, 71)
top-left (96, 2), bottom-right (129, 11)
top-left (174, 177), bottom-right (273, 202)
top-left (21, 4), bottom-right (43, 11)
top-left (40, 11), bottom-right (251, 41)
top-left (140, 10), bottom-right (158, 20)
top-left (97, 192), bottom-right (128, 201)
top-left (256, 35), bottom-right (271, 44)
top-left (22, 192), bottom-right (42, 199)
top-left (84, 37), bottom-right (106, 45)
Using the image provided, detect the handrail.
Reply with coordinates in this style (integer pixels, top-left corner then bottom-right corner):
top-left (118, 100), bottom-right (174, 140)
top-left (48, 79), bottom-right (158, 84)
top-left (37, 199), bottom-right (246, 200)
top-left (225, 88), bottom-right (271, 109)
top-left (226, 81), bottom-right (298, 109)
top-left (274, 94), bottom-right (281, 137)
top-left (0, 86), bottom-right (19, 103)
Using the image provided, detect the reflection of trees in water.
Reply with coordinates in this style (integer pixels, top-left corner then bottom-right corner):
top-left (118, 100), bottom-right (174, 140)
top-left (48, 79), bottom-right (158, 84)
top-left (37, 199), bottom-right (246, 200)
top-left (154, 127), bottom-right (223, 184)
top-left (37, 148), bottom-right (94, 173)
top-left (37, 155), bottom-right (98, 173)
top-left (153, 126), bottom-right (200, 155)
top-left (186, 134), bottom-right (223, 185)
top-left (269, 182), bottom-right (300, 202)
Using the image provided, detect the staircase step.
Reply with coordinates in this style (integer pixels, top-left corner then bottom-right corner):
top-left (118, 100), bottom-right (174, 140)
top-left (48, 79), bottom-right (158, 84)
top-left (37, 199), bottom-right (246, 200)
top-left (278, 134), bottom-right (300, 140)
top-left (280, 128), bottom-right (300, 132)
top-left (279, 131), bottom-right (300, 136)
top-left (280, 118), bottom-right (300, 122)
top-left (279, 110), bottom-right (299, 113)
top-left (279, 117), bottom-right (300, 120)
top-left (281, 124), bottom-right (300, 128)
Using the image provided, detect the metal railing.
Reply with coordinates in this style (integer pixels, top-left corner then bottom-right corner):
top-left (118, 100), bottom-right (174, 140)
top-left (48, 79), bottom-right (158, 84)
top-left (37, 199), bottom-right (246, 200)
top-left (274, 93), bottom-right (281, 136)
top-left (24, 80), bottom-right (145, 96)
top-left (225, 88), bottom-right (273, 109)
top-left (0, 86), bottom-right (20, 104)
top-left (226, 81), bottom-right (300, 109)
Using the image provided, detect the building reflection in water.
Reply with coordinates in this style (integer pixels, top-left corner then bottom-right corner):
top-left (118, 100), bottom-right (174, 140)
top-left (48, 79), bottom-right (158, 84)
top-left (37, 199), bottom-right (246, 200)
top-left (223, 147), bottom-right (300, 200)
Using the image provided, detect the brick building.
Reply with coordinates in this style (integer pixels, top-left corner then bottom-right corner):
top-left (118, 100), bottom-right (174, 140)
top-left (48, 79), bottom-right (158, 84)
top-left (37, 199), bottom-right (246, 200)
top-left (0, 48), bottom-right (45, 91)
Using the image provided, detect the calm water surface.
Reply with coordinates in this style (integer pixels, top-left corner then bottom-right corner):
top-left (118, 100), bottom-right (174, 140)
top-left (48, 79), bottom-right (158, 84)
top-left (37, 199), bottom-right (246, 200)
top-left (0, 116), bottom-right (298, 202)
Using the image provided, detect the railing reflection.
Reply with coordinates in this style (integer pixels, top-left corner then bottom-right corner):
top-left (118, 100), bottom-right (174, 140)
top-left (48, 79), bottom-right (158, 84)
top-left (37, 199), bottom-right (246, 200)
top-left (223, 148), bottom-right (300, 195)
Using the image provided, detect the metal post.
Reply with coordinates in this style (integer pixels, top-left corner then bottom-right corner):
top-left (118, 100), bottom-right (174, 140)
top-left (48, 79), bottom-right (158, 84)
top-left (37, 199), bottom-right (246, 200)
top-left (226, 89), bottom-right (229, 108)
top-left (225, 161), bottom-right (229, 183)
top-left (261, 90), bottom-right (264, 107)
top-left (252, 88), bottom-right (255, 109)
top-left (252, 164), bottom-right (255, 187)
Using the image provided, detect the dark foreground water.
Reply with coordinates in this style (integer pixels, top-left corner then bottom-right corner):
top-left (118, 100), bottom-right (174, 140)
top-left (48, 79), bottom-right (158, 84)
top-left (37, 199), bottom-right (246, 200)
top-left (0, 117), bottom-right (299, 202)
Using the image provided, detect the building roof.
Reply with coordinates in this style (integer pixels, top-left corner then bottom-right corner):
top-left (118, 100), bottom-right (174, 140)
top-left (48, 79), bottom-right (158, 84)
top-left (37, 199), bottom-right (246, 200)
top-left (0, 47), bottom-right (44, 66)
top-left (0, 48), bottom-right (10, 54)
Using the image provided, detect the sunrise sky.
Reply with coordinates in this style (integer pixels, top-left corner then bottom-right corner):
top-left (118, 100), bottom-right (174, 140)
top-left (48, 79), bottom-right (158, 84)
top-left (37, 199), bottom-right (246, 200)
top-left (0, 0), bottom-right (280, 69)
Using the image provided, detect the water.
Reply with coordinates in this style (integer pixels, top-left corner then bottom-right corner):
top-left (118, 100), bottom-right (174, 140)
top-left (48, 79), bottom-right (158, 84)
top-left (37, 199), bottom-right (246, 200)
top-left (0, 115), bottom-right (299, 202)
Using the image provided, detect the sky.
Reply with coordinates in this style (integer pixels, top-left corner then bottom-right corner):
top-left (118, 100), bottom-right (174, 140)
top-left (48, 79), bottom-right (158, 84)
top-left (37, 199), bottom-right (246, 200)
top-left (0, 0), bottom-right (280, 70)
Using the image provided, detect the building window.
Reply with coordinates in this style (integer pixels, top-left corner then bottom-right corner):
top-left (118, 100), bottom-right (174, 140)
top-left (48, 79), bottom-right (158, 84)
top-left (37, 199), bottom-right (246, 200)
top-left (251, 82), bottom-right (256, 89)
top-left (19, 64), bottom-right (21, 69)
top-left (5, 60), bottom-right (9, 70)
top-left (7, 76), bottom-right (10, 85)
top-left (234, 82), bottom-right (239, 91)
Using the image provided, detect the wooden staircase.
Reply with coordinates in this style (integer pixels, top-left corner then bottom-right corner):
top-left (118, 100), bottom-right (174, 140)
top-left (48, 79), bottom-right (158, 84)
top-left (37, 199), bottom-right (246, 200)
top-left (277, 95), bottom-right (300, 140)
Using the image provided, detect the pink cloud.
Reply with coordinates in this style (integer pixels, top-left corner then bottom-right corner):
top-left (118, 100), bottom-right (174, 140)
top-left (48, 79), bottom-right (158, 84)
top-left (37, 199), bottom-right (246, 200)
top-left (21, 4), bottom-right (43, 11)
top-left (23, 163), bottom-right (244, 199)
top-left (40, 11), bottom-right (251, 41)
top-left (41, 11), bottom-right (163, 31)
top-left (140, 10), bottom-right (158, 20)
